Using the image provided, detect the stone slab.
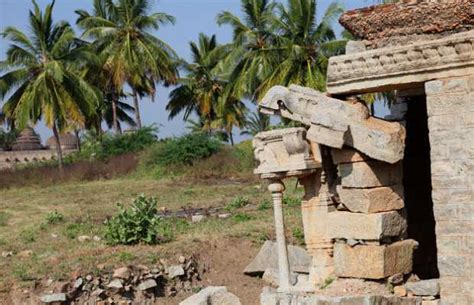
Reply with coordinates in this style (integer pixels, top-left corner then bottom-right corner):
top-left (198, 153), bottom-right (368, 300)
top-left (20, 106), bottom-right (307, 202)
top-left (337, 185), bottom-right (404, 213)
top-left (405, 279), bottom-right (440, 296)
top-left (339, 161), bottom-right (402, 188)
top-left (331, 148), bottom-right (369, 164)
top-left (179, 286), bottom-right (227, 305)
top-left (334, 240), bottom-right (418, 279)
top-left (244, 240), bottom-right (311, 275)
top-left (327, 210), bottom-right (407, 240)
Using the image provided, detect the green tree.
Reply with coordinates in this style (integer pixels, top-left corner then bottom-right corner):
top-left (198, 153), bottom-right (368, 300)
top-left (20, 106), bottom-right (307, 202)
top-left (76, 0), bottom-right (178, 132)
top-left (240, 111), bottom-right (270, 136)
top-left (0, 0), bottom-right (98, 167)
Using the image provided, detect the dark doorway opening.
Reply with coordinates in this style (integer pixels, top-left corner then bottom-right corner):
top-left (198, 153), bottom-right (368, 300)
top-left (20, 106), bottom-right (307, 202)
top-left (402, 94), bottom-right (439, 279)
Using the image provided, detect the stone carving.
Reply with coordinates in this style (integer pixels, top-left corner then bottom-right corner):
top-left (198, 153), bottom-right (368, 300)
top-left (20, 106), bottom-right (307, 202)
top-left (253, 128), bottom-right (320, 176)
top-left (259, 85), bottom-right (405, 163)
top-left (327, 30), bottom-right (474, 94)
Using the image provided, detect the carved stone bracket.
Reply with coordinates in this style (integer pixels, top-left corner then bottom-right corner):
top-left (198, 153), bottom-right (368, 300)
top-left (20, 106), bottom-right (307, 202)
top-left (327, 30), bottom-right (474, 95)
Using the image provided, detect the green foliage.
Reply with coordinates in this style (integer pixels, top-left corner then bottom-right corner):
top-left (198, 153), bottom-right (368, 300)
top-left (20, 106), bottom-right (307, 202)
top-left (45, 210), bottom-right (64, 224)
top-left (117, 252), bottom-right (136, 263)
top-left (104, 195), bottom-right (173, 245)
top-left (0, 129), bottom-right (18, 151)
top-left (230, 140), bottom-right (255, 172)
top-left (142, 133), bottom-right (222, 168)
top-left (19, 227), bottom-right (37, 243)
top-left (0, 211), bottom-right (10, 226)
top-left (226, 196), bottom-right (250, 211)
top-left (320, 277), bottom-right (335, 289)
top-left (64, 223), bottom-right (89, 240)
top-left (283, 195), bottom-right (301, 207)
top-left (292, 227), bottom-right (305, 245)
top-left (232, 213), bottom-right (253, 222)
top-left (257, 199), bottom-right (272, 211)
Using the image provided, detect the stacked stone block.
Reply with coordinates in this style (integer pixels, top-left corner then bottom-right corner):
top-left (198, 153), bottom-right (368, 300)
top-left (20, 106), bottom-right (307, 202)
top-left (328, 148), bottom-right (416, 280)
top-left (425, 76), bottom-right (473, 305)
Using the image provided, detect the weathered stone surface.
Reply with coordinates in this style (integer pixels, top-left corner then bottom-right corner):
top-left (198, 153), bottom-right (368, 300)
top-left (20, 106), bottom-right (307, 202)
top-left (107, 279), bottom-right (123, 289)
top-left (337, 185), bottom-right (404, 213)
top-left (394, 285), bottom-right (407, 297)
top-left (137, 279), bottom-right (157, 291)
top-left (262, 268), bottom-right (297, 287)
top-left (327, 210), bottom-right (407, 240)
top-left (259, 85), bottom-right (406, 163)
top-left (40, 293), bottom-right (67, 303)
top-left (243, 240), bottom-right (311, 275)
top-left (334, 240), bottom-right (418, 279)
top-left (113, 267), bottom-right (130, 280)
top-left (179, 286), bottom-right (227, 305)
top-left (405, 279), bottom-right (440, 296)
top-left (209, 290), bottom-right (242, 305)
top-left (327, 31), bottom-right (474, 95)
top-left (167, 265), bottom-right (185, 278)
top-left (339, 161), bottom-right (402, 188)
top-left (331, 148), bottom-right (369, 164)
top-left (253, 128), bottom-right (320, 175)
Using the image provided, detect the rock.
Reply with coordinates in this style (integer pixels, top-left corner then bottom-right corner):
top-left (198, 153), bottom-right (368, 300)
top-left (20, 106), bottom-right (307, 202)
top-left (179, 286), bottom-right (227, 305)
top-left (405, 279), bottom-right (440, 296)
top-left (113, 267), bottom-right (130, 280)
top-left (331, 148), bottom-right (369, 164)
top-left (334, 240), bottom-right (418, 279)
top-left (209, 290), bottom-right (242, 305)
top-left (91, 288), bottom-right (104, 297)
top-left (421, 300), bottom-right (440, 305)
top-left (167, 265), bottom-right (185, 278)
top-left (40, 293), bottom-right (67, 303)
top-left (73, 277), bottom-right (83, 289)
top-left (394, 285), bottom-right (407, 297)
top-left (77, 235), bottom-right (91, 242)
top-left (339, 161), bottom-right (402, 188)
top-left (92, 235), bottom-right (101, 242)
top-left (191, 215), bottom-right (205, 223)
top-left (137, 279), bottom-right (157, 291)
top-left (328, 210), bottom-right (407, 240)
top-left (218, 213), bottom-right (232, 219)
top-left (178, 256), bottom-right (186, 264)
top-left (85, 275), bottom-right (93, 281)
top-left (260, 287), bottom-right (278, 305)
top-left (1, 251), bottom-right (13, 258)
top-left (337, 185), bottom-right (404, 213)
top-left (244, 241), bottom-right (311, 275)
top-left (262, 268), bottom-right (297, 287)
top-left (388, 273), bottom-right (404, 285)
top-left (45, 278), bottom-right (54, 287)
top-left (51, 233), bottom-right (59, 239)
top-left (107, 279), bottom-right (123, 290)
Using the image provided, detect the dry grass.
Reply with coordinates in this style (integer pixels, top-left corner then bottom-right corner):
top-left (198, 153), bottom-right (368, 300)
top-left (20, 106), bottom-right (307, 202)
top-left (0, 176), bottom-right (304, 299)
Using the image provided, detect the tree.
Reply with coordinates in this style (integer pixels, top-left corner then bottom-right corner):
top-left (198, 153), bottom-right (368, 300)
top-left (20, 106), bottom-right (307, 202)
top-left (76, 0), bottom-right (178, 132)
top-left (240, 111), bottom-right (270, 136)
top-left (217, 0), bottom-right (278, 101)
top-left (0, 0), bottom-right (98, 168)
top-left (258, 0), bottom-right (346, 96)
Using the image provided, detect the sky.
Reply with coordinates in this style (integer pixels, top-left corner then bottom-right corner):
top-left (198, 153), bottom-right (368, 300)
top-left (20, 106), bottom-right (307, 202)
top-left (0, 0), bottom-right (370, 143)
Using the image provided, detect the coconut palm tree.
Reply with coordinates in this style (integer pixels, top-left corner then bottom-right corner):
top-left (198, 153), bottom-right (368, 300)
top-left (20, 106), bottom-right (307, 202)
top-left (0, 0), bottom-right (98, 168)
top-left (76, 0), bottom-right (178, 132)
top-left (240, 111), bottom-right (270, 136)
top-left (258, 0), bottom-right (346, 96)
top-left (217, 0), bottom-right (278, 101)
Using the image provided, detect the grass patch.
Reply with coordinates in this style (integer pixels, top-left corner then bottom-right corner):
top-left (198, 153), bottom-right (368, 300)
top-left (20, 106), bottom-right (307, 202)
top-left (0, 211), bottom-right (10, 226)
top-left (232, 213), bottom-right (253, 222)
top-left (45, 210), bottom-right (64, 224)
top-left (226, 196), bottom-right (250, 211)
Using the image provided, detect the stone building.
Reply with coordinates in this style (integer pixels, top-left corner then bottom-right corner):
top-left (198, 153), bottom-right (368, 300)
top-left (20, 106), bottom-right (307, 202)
top-left (0, 128), bottom-right (78, 170)
top-left (253, 1), bottom-right (472, 304)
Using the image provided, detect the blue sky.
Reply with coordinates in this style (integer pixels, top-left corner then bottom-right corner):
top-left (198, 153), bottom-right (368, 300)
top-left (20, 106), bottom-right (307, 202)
top-left (0, 0), bottom-right (369, 143)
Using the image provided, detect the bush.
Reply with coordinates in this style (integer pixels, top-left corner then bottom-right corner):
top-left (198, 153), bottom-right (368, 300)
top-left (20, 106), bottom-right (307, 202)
top-left (283, 195), bottom-right (301, 207)
top-left (143, 133), bottom-right (222, 168)
top-left (45, 210), bottom-right (64, 224)
top-left (226, 196), bottom-right (250, 211)
top-left (104, 195), bottom-right (172, 245)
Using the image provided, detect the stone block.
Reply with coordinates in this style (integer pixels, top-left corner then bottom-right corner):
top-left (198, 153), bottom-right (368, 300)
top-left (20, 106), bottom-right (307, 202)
top-left (339, 161), bottom-right (402, 188)
top-left (334, 240), bottom-right (417, 279)
top-left (337, 185), bottom-right (404, 213)
top-left (331, 148), bottom-right (369, 164)
top-left (405, 279), bottom-right (440, 296)
top-left (328, 210), bottom-right (407, 240)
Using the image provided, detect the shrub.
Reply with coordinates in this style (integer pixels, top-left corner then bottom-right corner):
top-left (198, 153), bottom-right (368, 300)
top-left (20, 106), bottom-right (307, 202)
top-left (257, 199), bottom-right (271, 211)
top-left (104, 195), bottom-right (172, 245)
top-left (226, 196), bottom-right (250, 211)
top-left (45, 210), bottom-right (64, 224)
top-left (292, 227), bottom-right (305, 245)
top-left (283, 195), bottom-right (301, 207)
top-left (143, 133), bottom-right (222, 168)
top-left (232, 213), bottom-right (253, 222)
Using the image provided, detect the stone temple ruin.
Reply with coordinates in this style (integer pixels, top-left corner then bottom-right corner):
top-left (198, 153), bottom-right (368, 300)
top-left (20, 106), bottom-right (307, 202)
top-left (253, 1), bottom-right (472, 304)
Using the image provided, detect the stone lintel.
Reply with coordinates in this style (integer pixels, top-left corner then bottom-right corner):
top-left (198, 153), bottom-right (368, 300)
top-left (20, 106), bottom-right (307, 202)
top-left (338, 161), bottom-right (402, 188)
top-left (327, 31), bottom-right (474, 95)
top-left (337, 185), bottom-right (404, 213)
top-left (334, 240), bottom-right (418, 279)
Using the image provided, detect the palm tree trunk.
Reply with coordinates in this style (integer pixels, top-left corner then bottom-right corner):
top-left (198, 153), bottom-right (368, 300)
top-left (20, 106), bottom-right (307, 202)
top-left (52, 123), bottom-right (63, 170)
top-left (133, 91), bottom-right (142, 129)
top-left (74, 129), bottom-right (81, 152)
top-left (229, 131), bottom-right (234, 146)
top-left (111, 92), bottom-right (119, 134)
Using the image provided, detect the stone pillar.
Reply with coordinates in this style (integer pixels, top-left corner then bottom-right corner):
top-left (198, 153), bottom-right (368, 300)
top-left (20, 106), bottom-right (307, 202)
top-left (299, 170), bottom-right (335, 286)
top-left (268, 180), bottom-right (291, 292)
top-left (425, 76), bottom-right (473, 305)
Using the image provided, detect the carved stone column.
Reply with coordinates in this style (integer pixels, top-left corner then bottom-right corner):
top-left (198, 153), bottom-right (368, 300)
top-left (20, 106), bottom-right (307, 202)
top-left (268, 179), bottom-right (291, 292)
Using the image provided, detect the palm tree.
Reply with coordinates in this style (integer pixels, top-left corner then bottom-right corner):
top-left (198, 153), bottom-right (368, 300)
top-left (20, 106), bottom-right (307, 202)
top-left (240, 111), bottom-right (270, 136)
top-left (76, 0), bottom-right (178, 132)
top-left (258, 0), bottom-right (346, 96)
top-left (0, 0), bottom-right (98, 168)
top-left (217, 0), bottom-right (278, 101)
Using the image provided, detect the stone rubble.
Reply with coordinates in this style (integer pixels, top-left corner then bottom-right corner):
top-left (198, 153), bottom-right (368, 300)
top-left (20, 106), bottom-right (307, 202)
top-left (179, 286), bottom-right (241, 305)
